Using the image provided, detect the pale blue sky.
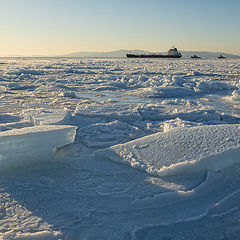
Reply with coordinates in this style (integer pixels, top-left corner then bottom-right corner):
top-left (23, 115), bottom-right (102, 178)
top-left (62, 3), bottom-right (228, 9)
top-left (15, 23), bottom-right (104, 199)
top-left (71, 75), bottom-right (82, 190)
top-left (0, 0), bottom-right (239, 56)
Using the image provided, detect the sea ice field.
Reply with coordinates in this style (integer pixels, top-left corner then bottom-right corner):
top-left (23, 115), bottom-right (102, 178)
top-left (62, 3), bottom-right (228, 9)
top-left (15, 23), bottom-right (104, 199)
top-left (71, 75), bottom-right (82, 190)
top-left (0, 57), bottom-right (240, 239)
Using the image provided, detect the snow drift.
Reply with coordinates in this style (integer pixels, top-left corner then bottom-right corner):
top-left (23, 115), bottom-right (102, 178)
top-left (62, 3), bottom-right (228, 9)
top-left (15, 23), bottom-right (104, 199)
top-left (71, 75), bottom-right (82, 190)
top-left (96, 124), bottom-right (240, 176)
top-left (0, 125), bottom-right (77, 172)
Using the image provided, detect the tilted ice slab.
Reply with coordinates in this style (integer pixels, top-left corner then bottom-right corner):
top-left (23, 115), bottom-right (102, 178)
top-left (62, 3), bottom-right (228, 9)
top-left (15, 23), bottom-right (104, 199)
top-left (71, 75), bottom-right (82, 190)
top-left (0, 125), bottom-right (77, 172)
top-left (96, 124), bottom-right (240, 176)
top-left (22, 108), bottom-right (71, 125)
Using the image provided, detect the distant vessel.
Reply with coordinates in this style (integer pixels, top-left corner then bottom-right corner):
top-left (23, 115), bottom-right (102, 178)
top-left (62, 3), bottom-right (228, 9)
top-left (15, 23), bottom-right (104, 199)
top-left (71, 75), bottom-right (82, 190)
top-left (218, 54), bottom-right (226, 59)
top-left (191, 54), bottom-right (201, 59)
top-left (126, 47), bottom-right (182, 58)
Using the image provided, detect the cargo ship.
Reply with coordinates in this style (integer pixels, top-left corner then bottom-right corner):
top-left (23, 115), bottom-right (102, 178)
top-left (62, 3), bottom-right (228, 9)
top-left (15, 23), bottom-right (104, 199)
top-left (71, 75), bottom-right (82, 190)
top-left (191, 54), bottom-right (201, 59)
top-left (126, 47), bottom-right (182, 58)
top-left (218, 54), bottom-right (226, 59)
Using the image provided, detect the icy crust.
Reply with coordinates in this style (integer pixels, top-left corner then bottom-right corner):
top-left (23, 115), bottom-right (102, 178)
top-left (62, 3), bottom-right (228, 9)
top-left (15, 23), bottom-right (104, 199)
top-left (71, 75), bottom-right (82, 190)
top-left (0, 125), bottom-right (77, 172)
top-left (225, 90), bottom-right (240, 102)
top-left (126, 86), bottom-right (197, 98)
top-left (74, 103), bottom-right (142, 122)
top-left (0, 58), bottom-right (240, 238)
top-left (78, 120), bottom-right (143, 147)
top-left (96, 124), bottom-right (240, 176)
top-left (74, 100), bottom-right (231, 124)
top-left (74, 100), bottom-right (240, 147)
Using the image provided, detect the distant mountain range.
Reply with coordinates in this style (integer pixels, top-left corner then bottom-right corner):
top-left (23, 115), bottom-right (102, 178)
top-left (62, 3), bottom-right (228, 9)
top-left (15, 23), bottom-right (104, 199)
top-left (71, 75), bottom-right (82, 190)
top-left (61, 49), bottom-right (240, 58)
top-left (3, 50), bottom-right (240, 58)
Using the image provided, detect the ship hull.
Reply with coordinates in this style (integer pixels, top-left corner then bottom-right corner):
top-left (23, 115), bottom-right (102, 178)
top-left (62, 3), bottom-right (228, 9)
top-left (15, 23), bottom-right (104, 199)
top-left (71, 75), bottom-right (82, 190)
top-left (126, 54), bottom-right (182, 58)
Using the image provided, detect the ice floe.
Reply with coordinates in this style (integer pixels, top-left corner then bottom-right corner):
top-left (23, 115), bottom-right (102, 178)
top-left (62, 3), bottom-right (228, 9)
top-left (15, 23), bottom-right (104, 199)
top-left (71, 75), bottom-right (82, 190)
top-left (96, 124), bottom-right (240, 176)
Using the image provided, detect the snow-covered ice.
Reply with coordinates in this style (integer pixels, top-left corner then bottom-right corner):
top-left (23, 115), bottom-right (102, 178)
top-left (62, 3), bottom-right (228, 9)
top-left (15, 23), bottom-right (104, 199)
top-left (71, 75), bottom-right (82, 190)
top-left (0, 57), bottom-right (240, 239)
top-left (96, 124), bottom-right (240, 176)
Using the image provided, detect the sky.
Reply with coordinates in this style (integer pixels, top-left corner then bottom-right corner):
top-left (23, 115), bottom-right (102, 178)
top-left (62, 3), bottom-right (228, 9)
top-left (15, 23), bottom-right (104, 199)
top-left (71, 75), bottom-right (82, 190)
top-left (0, 0), bottom-right (239, 56)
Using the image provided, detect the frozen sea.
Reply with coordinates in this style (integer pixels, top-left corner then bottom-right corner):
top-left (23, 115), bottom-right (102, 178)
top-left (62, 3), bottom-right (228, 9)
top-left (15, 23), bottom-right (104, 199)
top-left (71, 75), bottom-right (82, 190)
top-left (0, 57), bottom-right (240, 239)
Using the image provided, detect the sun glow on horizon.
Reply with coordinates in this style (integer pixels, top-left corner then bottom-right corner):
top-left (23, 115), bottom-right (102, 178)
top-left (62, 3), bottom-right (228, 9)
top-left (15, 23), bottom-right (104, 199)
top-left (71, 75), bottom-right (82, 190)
top-left (0, 0), bottom-right (239, 56)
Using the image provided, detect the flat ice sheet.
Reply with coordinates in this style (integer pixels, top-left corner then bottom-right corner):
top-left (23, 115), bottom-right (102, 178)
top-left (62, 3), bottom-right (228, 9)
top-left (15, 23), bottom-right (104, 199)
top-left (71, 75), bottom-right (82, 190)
top-left (96, 124), bottom-right (240, 176)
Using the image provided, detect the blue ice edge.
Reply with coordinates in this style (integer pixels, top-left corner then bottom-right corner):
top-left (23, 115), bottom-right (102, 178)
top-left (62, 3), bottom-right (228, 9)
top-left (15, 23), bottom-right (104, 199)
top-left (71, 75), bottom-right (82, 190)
top-left (0, 125), bottom-right (77, 172)
top-left (95, 124), bottom-right (240, 176)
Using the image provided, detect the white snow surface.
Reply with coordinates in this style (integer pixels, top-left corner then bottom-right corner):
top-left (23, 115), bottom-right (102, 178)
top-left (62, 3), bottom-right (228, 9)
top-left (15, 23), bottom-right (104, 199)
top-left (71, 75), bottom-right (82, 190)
top-left (0, 58), bottom-right (240, 239)
top-left (96, 124), bottom-right (240, 176)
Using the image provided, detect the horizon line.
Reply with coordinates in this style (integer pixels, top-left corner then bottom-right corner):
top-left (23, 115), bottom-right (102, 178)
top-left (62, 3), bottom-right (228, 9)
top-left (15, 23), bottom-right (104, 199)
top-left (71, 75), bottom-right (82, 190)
top-left (0, 49), bottom-right (240, 58)
top-left (1, 49), bottom-right (240, 58)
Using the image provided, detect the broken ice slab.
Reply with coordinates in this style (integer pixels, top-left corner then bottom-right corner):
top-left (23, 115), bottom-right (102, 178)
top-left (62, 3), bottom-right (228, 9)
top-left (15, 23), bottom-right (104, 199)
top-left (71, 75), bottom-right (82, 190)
top-left (96, 124), bottom-right (240, 177)
top-left (0, 125), bottom-right (77, 172)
